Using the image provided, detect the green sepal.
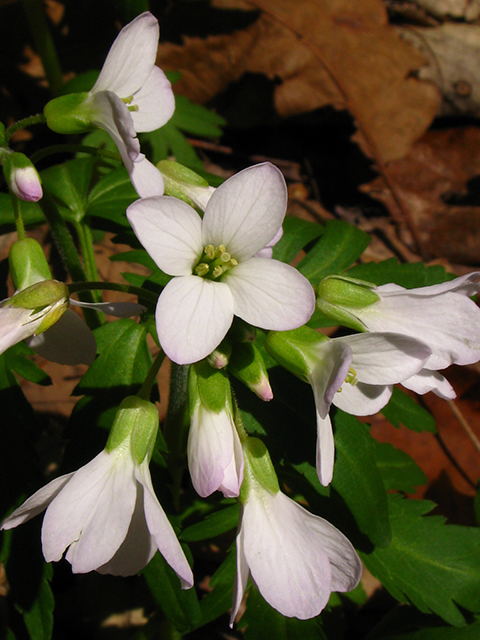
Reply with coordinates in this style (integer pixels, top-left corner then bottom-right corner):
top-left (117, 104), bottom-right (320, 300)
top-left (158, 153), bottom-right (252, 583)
top-left (228, 342), bottom-right (272, 401)
top-left (158, 160), bottom-right (212, 208)
top-left (7, 280), bottom-right (68, 310)
top-left (105, 395), bottom-right (159, 464)
top-left (316, 275), bottom-right (380, 332)
top-left (9, 238), bottom-right (52, 289)
top-left (44, 93), bottom-right (92, 134)
top-left (240, 437), bottom-right (280, 503)
top-left (264, 326), bottom-right (329, 381)
top-left (189, 360), bottom-right (231, 415)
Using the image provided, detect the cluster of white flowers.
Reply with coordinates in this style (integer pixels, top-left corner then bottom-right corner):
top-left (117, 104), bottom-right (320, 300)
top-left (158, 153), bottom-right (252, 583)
top-left (2, 10), bottom-right (480, 629)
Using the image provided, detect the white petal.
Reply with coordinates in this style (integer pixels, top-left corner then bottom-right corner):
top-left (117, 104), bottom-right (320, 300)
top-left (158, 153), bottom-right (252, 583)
top-left (128, 155), bottom-right (166, 197)
top-left (187, 406), bottom-right (243, 498)
top-left (127, 196), bottom-right (203, 275)
top-left (224, 258), bottom-right (315, 330)
top-left (131, 66), bottom-right (175, 132)
top-left (1, 473), bottom-right (73, 530)
top-left (401, 369), bottom-right (456, 399)
top-left (156, 276), bottom-right (234, 365)
top-left (316, 413), bottom-right (335, 487)
top-left (230, 511), bottom-right (250, 627)
top-left (28, 308), bottom-right (97, 365)
top-left (241, 489), bottom-right (332, 618)
top-left (309, 340), bottom-right (353, 418)
top-left (92, 12), bottom-right (159, 97)
top-left (295, 501), bottom-right (362, 592)
top-left (71, 299), bottom-right (145, 318)
top-left (203, 163), bottom-right (287, 262)
top-left (41, 450), bottom-right (137, 572)
top-left (136, 463), bottom-right (194, 588)
top-left (378, 272), bottom-right (480, 298)
top-left (255, 226), bottom-right (284, 259)
top-left (333, 382), bottom-right (393, 416)
top-left (0, 305), bottom-right (39, 355)
top-left (338, 332), bottom-right (431, 384)
top-left (89, 91), bottom-right (140, 162)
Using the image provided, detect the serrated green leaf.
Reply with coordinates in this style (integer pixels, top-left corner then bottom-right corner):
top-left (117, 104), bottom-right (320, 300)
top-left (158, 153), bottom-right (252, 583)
top-left (347, 259), bottom-right (453, 289)
top-left (41, 157), bottom-right (94, 222)
top-left (382, 387), bottom-right (436, 433)
top-left (199, 549), bottom-right (237, 625)
top-left (181, 504), bottom-right (239, 542)
top-left (366, 607), bottom-right (480, 640)
top-left (297, 220), bottom-right (370, 283)
top-left (361, 494), bottom-right (480, 626)
top-left (142, 553), bottom-right (201, 634)
top-left (273, 215), bottom-right (324, 264)
top-left (86, 165), bottom-right (137, 227)
top-left (331, 410), bottom-right (391, 547)
top-left (373, 441), bottom-right (427, 493)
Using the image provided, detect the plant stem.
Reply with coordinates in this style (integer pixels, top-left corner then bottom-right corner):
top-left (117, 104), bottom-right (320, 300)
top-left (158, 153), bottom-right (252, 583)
top-left (9, 191), bottom-right (26, 241)
top-left (137, 349), bottom-right (166, 402)
top-left (5, 114), bottom-right (46, 142)
top-left (68, 281), bottom-right (160, 306)
top-left (31, 144), bottom-right (121, 165)
top-left (74, 221), bottom-right (102, 303)
top-left (22, 0), bottom-right (63, 96)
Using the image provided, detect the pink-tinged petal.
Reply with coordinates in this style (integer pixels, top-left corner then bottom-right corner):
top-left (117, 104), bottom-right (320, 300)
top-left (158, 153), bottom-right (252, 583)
top-left (316, 413), bottom-right (335, 487)
top-left (89, 91), bottom-right (140, 162)
top-left (128, 155), bottom-right (166, 197)
top-left (92, 12), bottom-right (159, 97)
top-left (333, 382), bottom-right (392, 416)
top-left (309, 340), bottom-right (353, 418)
top-left (241, 489), bottom-right (332, 618)
top-left (296, 501), bottom-right (362, 592)
top-left (1, 473), bottom-right (73, 530)
top-left (255, 226), bottom-right (284, 259)
top-left (11, 166), bottom-right (43, 202)
top-left (131, 66), bottom-right (175, 132)
top-left (156, 276), bottom-right (234, 365)
top-left (402, 369), bottom-right (456, 400)
top-left (127, 197), bottom-right (203, 275)
top-left (338, 332), bottom-right (431, 384)
top-left (225, 258), bottom-right (315, 331)
top-left (203, 163), bottom-right (287, 262)
top-left (71, 299), bottom-right (145, 318)
top-left (136, 463), bottom-right (194, 588)
top-left (378, 272), bottom-right (480, 298)
top-left (41, 450), bottom-right (136, 571)
top-left (230, 513), bottom-right (250, 627)
top-left (28, 308), bottom-right (96, 365)
top-left (0, 305), bottom-right (39, 355)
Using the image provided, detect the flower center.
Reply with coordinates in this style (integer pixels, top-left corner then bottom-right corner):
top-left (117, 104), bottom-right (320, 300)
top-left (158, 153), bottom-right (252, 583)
top-left (337, 367), bottom-right (358, 393)
top-left (194, 244), bottom-right (238, 280)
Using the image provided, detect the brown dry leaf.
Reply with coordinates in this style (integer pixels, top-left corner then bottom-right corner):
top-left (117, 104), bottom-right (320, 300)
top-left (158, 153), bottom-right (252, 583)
top-left (360, 127), bottom-right (480, 264)
top-left (157, 0), bottom-right (440, 162)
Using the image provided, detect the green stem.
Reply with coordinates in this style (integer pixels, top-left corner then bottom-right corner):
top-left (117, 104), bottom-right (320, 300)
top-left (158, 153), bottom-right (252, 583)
top-left (38, 191), bottom-right (102, 328)
top-left (22, 0), bottom-right (63, 96)
top-left (5, 114), bottom-right (46, 142)
top-left (233, 396), bottom-right (249, 442)
top-left (9, 191), bottom-right (26, 241)
top-left (30, 144), bottom-right (121, 165)
top-left (74, 221), bottom-right (102, 303)
top-left (137, 349), bottom-right (166, 401)
top-left (68, 281), bottom-right (160, 306)
top-left (163, 363), bottom-right (191, 510)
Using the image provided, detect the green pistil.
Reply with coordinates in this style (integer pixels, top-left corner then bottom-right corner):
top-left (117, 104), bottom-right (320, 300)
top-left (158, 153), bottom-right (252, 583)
top-left (194, 244), bottom-right (238, 280)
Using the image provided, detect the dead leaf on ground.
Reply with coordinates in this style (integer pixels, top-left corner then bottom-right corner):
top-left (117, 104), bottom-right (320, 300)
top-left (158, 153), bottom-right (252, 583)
top-left (361, 127), bottom-right (480, 264)
top-left (157, 0), bottom-right (440, 162)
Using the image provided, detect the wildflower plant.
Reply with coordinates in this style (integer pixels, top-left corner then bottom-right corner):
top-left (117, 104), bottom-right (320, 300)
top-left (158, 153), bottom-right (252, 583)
top-left (1, 6), bottom-right (480, 640)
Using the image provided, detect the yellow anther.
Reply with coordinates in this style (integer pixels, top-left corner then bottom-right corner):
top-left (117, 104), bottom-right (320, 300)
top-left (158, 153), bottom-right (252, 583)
top-left (229, 258), bottom-right (238, 267)
top-left (345, 367), bottom-right (358, 386)
top-left (204, 245), bottom-right (215, 259)
top-left (212, 265), bottom-right (223, 278)
top-left (128, 105), bottom-right (139, 112)
top-left (195, 263), bottom-right (210, 277)
top-left (122, 95), bottom-right (134, 104)
top-left (214, 244), bottom-right (226, 258)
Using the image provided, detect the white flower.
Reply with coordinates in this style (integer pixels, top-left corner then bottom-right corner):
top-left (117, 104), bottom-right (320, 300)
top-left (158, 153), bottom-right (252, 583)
top-left (9, 165), bottom-right (43, 202)
top-left (1, 435), bottom-right (193, 586)
top-left (232, 470), bottom-right (361, 623)
top-left (127, 162), bottom-right (315, 364)
top-left (188, 403), bottom-right (244, 498)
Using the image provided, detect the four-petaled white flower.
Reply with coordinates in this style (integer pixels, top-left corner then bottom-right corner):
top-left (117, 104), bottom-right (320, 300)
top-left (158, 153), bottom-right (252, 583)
top-left (1, 429), bottom-right (193, 586)
top-left (127, 162), bottom-right (315, 364)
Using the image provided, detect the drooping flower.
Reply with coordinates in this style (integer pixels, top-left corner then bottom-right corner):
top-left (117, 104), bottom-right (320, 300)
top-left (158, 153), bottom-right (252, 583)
top-left (1, 397), bottom-right (194, 587)
top-left (44, 12), bottom-right (174, 197)
top-left (2, 152), bottom-right (42, 202)
top-left (187, 361), bottom-right (243, 498)
top-left (127, 162), bottom-right (315, 364)
top-left (231, 438), bottom-right (361, 624)
top-left (265, 327), bottom-right (431, 485)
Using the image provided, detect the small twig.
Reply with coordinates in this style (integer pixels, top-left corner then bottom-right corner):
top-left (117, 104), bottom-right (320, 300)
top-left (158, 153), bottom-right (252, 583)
top-left (448, 398), bottom-right (480, 456)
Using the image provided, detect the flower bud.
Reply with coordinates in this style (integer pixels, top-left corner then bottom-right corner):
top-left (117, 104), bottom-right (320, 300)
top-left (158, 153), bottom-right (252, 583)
top-left (158, 160), bottom-right (216, 211)
top-left (3, 152), bottom-right (42, 202)
top-left (265, 326), bottom-right (329, 382)
top-left (240, 437), bottom-right (280, 503)
top-left (230, 317), bottom-right (256, 343)
top-left (207, 337), bottom-right (232, 369)
top-left (44, 93), bottom-right (92, 135)
top-left (228, 342), bottom-right (273, 401)
top-left (316, 275), bottom-right (380, 332)
top-left (106, 396), bottom-right (159, 465)
top-left (9, 238), bottom-right (52, 290)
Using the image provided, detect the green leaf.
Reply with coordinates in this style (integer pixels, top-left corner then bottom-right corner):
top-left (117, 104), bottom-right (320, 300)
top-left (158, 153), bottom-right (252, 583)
top-left (366, 608), bottom-right (480, 640)
top-left (142, 553), bottom-right (201, 634)
top-left (0, 193), bottom-right (44, 230)
top-left (199, 549), bottom-right (237, 625)
top-left (297, 220), bottom-right (370, 283)
top-left (382, 387), bottom-right (436, 433)
top-left (361, 494), bottom-right (480, 626)
top-left (240, 587), bottom-right (327, 639)
top-left (347, 259), bottom-right (453, 288)
top-left (273, 215), bottom-right (324, 264)
top-left (18, 562), bottom-right (54, 640)
top-left (172, 95), bottom-right (226, 138)
top-left (5, 343), bottom-right (52, 386)
top-left (145, 121), bottom-right (203, 170)
top-left (373, 441), bottom-right (427, 493)
top-left (331, 410), bottom-right (391, 547)
top-left (181, 504), bottom-right (239, 542)
top-left (86, 165), bottom-right (138, 227)
top-left (41, 157), bottom-right (94, 222)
